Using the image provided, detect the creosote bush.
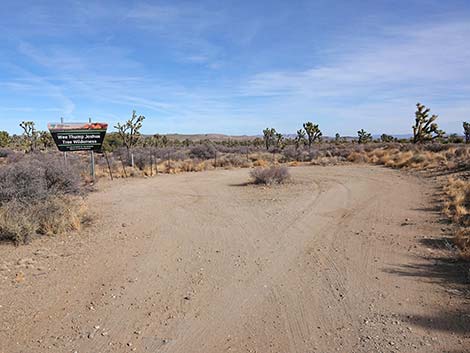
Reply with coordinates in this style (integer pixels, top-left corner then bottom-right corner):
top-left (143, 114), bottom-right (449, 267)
top-left (250, 166), bottom-right (290, 185)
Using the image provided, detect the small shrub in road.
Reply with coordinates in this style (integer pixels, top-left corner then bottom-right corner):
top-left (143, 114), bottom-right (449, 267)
top-left (250, 166), bottom-right (290, 185)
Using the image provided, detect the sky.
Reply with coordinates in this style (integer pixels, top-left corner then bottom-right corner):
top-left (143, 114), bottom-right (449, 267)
top-left (0, 0), bottom-right (469, 136)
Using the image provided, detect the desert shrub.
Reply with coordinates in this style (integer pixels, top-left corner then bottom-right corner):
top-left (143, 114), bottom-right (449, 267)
top-left (132, 148), bottom-right (151, 170)
top-left (250, 166), bottom-right (290, 185)
top-left (307, 149), bottom-right (323, 161)
top-left (443, 177), bottom-right (470, 227)
top-left (454, 229), bottom-right (470, 260)
top-left (0, 200), bottom-right (37, 244)
top-left (35, 196), bottom-right (86, 236)
top-left (6, 151), bottom-right (25, 163)
top-left (454, 147), bottom-right (469, 158)
top-left (424, 143), bottom-right (448, 153)
top-left (0, 195), bottom-right (85, 244)
top-left (0, 155), bottom-right (81, 204)
top-left (409, 153), bottom-right (426, 164)
top-left (347, 151), bottom-right (369, 163)
top-left (281, 146), bottom-right (301, 162)
top-left (218, 153), bottom-right (247, 168)
top-left (363, 144), bottom-right (376, 152)
top-left (190, 144), bottom-right (216, 160)
top-left (445, 150), bottom-right (455, 160)
top-left (0, 154), bottom-right (85, 244)
top-left (0, 149), bottom-right (13, 158)
top-left (443, 177), bottom-right (470, 257)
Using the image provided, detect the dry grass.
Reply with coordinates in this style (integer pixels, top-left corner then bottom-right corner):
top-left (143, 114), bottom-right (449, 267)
top-left (443, 177), bottom-right (470, 226)
top-left (454, 229), bottom-right (470, 260)
top-left (36, 196), bottom-right (86, 236)
top-left (0, 196), bottom-right (86, 244)
top-left (442, 177), bottom-right (470, 258)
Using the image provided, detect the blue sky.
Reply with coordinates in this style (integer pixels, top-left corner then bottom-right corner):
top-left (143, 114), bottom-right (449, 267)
top-left (1, 0), bottom-right (469, 136)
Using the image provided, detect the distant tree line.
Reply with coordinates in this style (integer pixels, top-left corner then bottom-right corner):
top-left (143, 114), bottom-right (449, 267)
top-left (1, 103), bottom-right (469, 157)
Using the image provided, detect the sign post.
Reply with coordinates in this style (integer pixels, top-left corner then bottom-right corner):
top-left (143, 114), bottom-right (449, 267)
top-left (60, 117), bottom-right (68, 166)
top-left (48, 121), bottom-right (108, 183)
top-left (89, 118), bottom-right (96, 183)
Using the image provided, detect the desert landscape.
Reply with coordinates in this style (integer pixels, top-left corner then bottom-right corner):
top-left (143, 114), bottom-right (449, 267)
top-left (1, 134), bottom-right (470, 352)
top-left (2, 1), bottom-right (470, 352)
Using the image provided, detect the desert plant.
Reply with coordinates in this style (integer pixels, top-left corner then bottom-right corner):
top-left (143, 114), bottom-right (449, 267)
top-left (250, 166), bottom-right (290, 185)
top-left (114, 111), bottom-right (146, 166)
top-left (0, 200), bottom-right (37, 244)
top-left (380, 134), bottom-right (394, 143)
top-left (412, 103), bottom-right (445, 143)
top-left (274, 132), bottom-right (285, 150)
top-left (189, 144), bottom-right (216, 160)
top-left (463, 122), bottom-right (470, 144)
top-left (0, 155), bottom-right (81, 204)
top-left (358, 129), bottom-right (372, 144)
top-left (263, 128), bottom-right (276, 150)
top-left (0, 195), bottom-right (85, 244)
top-left (335, 133), bottom-right (341, 143)
top-left (447, 133), bottom-right (464, 144)
top-left (303, 122), bottom-right (322, 149)
top-left (0, 148), bottom-right (12, 158)
top-left (295, 129), bottom-right (306, 150)
top-left (0, 154), bottom-right (85, 245)
top-left (0, 131), bottom-right (10, 148)
top-left (38, 131), bottom-right (54, 149)
top-left (19, 121), bottom-right (38, 152)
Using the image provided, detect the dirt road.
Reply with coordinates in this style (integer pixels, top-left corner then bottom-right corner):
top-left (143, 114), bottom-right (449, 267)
top-left (1, 165), bottom-right (469, 353)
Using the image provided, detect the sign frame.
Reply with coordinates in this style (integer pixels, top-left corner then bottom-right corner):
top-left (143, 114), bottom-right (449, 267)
top-left (48, 122), bottom-right (108, 152)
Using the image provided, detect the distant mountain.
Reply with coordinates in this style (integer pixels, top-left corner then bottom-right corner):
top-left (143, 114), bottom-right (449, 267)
top-left (140, 132), bottom-right (461, 142)
top-left (143, 133), bottom-right (257, 142)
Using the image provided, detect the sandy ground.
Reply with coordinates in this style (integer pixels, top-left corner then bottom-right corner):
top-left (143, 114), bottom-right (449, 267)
top-left (0, 165), bottom-right (469, 353)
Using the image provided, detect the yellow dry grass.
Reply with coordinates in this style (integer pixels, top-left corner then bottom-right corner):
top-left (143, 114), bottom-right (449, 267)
top-left (0, 195), bottom-right (87, 244)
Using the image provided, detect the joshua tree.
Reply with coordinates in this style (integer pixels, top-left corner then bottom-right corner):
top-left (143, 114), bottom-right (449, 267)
top-left (38, 131), bottom-right (54, 149)
top-left (115, 110), bottom-right (145, 166)
top-left (0, 131), bottom-right (10, 148)
top-left (412, 103), bottom-right (445, 143)
top-left (463, 122), bottom-right (470, 144)
top-left (303, 122), bottom-right (322, 149)
top-left (447, 133), bottom-right (463, 144)
top-left (335, 133), bottom-right (341, 143)
top-left (274, 132), bottom-right (285, 150)
top-left (19, 121), bottom-right (38, 152)
top-left (295, 129), bottom-right (306, 150)
top-left (357, 129), bottom-right (372, 144)
top-left (263, 128), bottom-right (276, 150)
top-left (380, 133), bottom-right (394, 143)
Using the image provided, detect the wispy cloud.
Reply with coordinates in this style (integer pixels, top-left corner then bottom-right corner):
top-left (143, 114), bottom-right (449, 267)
top-left (238, 21), bottom-right (470, 134)
top-left (1, 1), bottom-right (469, 135)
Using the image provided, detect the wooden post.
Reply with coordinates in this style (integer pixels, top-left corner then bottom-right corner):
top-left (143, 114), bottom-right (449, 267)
top-left (104, 151), bottom-right (114, 181)
top-left (150, 154), bottom-right (153, 176)
top-left (214, 150), bottom-right (217, 169)
top-left (61, 117), bottom-right (67, 166)
top-left (167, 151), bottom-right (170, 172)
top-left (89, 118), bottom-right (96, 183)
